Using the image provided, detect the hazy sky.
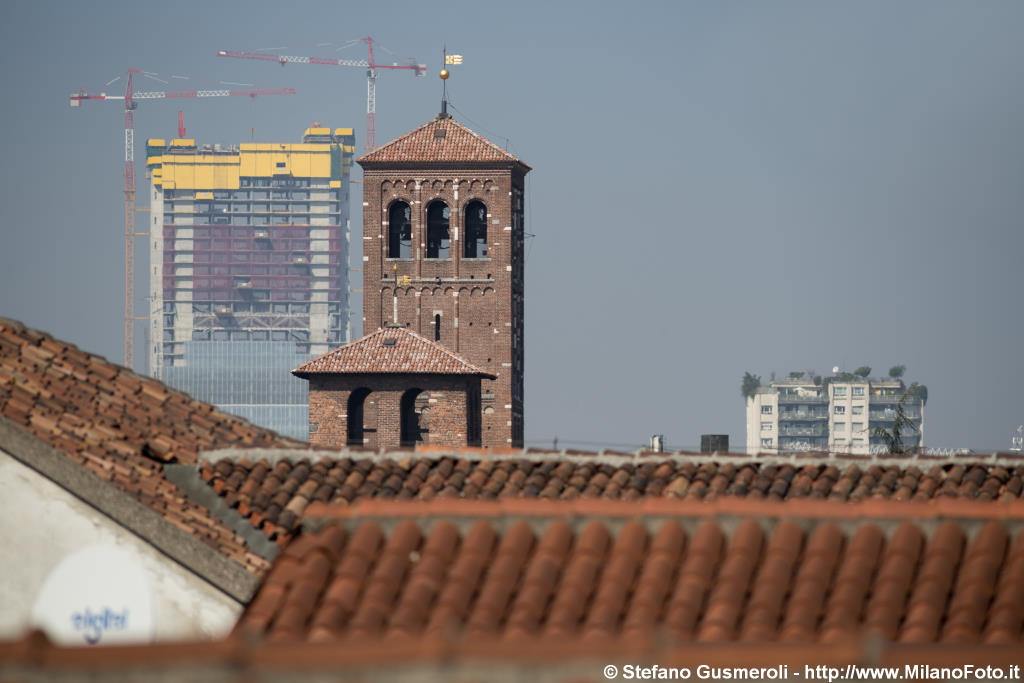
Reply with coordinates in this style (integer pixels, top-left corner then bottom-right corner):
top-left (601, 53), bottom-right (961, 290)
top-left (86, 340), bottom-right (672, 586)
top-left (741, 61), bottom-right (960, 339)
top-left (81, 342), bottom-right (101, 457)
top-left (2, 1), bottom-right (1023, 451)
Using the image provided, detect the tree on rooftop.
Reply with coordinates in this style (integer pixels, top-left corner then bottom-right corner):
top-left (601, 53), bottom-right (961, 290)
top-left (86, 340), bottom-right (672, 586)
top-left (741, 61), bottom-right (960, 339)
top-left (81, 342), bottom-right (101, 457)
top-left (854, 366), bottom-right (872, 378)
top-left (788, 371), bottom-right (805, 379)
top-left (907, 382), bottom-right (928, 406)
top-left (889, 365), bottom-right (906, 379)
top-left (741, 372), bottom-right (762, 400)
top-left (872, 392), bottom-right (919, 455)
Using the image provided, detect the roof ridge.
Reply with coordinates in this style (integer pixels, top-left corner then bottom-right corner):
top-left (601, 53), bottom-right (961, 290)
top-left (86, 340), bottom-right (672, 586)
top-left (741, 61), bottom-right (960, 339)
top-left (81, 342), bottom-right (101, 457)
top-left (303, 495), bottom-right (1024, 524)
top-left (199, 443), bottom-right (1024, 466)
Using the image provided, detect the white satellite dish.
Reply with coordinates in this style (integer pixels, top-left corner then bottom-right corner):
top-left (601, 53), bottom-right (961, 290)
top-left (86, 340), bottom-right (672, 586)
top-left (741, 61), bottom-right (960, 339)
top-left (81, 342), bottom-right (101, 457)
top-left (832, 366), bottom-right (840, 374)
top-left (31, 546), bottom-right (154, 646)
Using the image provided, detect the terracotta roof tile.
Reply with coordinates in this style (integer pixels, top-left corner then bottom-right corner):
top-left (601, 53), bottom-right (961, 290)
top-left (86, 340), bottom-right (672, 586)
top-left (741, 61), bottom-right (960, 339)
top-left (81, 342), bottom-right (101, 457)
top-left (4, 631), bottom-right (1024, 680)
top-left (200, 451), bottom-right (1024, 546)
top-left (292, 326), bottom-right (494, 377)
top-left (235, 499), bottom-right (1024, 645)
top-left (357, 116), bottom-right (529, 169)
top-left (0, 318), bottom-right (302, 575)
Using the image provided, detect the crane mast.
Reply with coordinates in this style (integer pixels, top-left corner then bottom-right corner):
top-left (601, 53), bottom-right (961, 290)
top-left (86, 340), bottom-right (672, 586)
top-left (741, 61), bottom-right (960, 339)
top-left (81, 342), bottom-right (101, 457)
top-left (123, 70), bottom-right (136, 370)
top-left (365, 37), bottom-right (377, 152)
top-left (71, 71), bottom-right (294, 370)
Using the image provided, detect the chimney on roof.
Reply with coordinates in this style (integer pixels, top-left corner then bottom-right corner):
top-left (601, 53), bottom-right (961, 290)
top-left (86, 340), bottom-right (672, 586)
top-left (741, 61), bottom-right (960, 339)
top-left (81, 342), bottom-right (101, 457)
top-left (701, 434), bottom-right (729, 454)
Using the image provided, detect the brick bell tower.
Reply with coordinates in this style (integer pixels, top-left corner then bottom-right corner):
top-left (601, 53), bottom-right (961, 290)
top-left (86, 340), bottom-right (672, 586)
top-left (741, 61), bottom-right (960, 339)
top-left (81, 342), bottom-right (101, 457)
top-left (357, 111), bottom-right (530, 447)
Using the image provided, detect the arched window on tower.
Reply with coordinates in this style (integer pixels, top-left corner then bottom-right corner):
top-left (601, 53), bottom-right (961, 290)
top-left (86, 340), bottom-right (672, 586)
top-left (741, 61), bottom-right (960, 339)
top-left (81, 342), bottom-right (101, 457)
top-left (426, 201), bottom-right (450, 259)
top-left (464, 200), bottom-right (487, 258)
top-left (387, 201), bottom-right (412, 259)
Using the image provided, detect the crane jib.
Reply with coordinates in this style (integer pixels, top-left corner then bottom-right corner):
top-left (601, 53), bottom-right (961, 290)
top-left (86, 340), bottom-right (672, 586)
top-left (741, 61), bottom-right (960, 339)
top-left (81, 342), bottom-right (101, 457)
top-left (130, 88), bottom-right (295, 100)
top-left (215, 38), bottom-right (424, 152)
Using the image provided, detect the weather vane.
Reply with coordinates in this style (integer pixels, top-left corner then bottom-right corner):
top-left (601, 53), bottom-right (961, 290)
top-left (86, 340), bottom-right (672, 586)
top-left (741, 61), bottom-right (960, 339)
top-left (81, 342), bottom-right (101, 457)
top-left (439, 46), bottom-right (462, 119)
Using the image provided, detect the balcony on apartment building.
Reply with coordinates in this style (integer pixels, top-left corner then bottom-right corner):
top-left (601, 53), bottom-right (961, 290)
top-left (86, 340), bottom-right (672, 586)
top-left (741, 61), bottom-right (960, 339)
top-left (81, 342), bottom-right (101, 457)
top-left (777, 393), bottom-right (826, 404)
top-left (778, 425), bottom-right (828, 437)
top-left (779, 409), bottom-right (828, 421)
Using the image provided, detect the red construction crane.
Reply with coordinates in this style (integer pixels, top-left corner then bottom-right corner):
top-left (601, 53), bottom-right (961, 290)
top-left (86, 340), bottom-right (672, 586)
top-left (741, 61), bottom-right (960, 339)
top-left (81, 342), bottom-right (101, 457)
top-left (217, 37), bottom-right (426, 152)
top-left (70, 69), bottom-right (295, 369)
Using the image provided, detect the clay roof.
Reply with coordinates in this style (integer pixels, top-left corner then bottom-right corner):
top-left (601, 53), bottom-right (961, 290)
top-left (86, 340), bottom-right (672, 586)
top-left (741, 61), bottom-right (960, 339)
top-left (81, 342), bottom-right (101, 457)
top-left (0, 317), bottom-right (302, 576)
top-left (197, 449), bottom-right (1024, 542)
top-left (235, 497), bottom-right (1024, 645)
top-left (357, 116), bottom-right (530, 169)
top-left (3, 631), bottom-right (1021, 681)
top-left (292, 326), bottom-right (495, 377)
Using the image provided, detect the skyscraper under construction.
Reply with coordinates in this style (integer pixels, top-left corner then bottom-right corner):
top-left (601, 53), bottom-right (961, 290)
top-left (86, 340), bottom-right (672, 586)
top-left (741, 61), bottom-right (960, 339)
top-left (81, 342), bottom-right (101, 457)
top-left (145, 127), bottom-right (355, 439)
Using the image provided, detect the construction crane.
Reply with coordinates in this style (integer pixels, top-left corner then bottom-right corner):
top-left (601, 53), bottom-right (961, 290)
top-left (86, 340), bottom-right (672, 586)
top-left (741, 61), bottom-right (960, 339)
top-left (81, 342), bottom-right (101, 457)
top-left (70, 69), bottom-right (294, 370)
top-left (217, 37), bottom-right (426, 152)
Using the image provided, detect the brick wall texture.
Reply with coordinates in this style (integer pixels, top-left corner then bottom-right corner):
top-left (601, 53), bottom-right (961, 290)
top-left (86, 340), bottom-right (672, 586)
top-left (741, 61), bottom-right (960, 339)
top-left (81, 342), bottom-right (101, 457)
top-left (308, 374), bottom-right (482, 449)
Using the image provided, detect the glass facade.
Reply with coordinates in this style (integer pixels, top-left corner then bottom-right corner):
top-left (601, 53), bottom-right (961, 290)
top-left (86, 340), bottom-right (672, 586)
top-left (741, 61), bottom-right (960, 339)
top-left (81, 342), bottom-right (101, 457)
top-left (147, 128), bottom-right (355, 440)
top-left (161, 341), bottom-right (313, 439)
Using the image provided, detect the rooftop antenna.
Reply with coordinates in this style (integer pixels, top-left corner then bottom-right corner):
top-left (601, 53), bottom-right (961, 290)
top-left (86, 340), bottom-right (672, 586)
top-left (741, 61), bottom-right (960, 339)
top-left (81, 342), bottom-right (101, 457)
top-left (1012, 425), bottom-right (1023, 452)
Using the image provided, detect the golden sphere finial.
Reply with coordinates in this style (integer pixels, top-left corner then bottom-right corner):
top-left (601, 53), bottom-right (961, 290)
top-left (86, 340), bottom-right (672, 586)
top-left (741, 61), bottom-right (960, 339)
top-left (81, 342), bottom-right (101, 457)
top-left (439, 68), bottom-right (450, 80)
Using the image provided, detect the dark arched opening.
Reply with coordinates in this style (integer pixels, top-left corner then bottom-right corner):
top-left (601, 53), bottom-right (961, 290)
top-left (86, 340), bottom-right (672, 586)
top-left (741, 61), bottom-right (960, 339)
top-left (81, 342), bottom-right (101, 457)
top-left (467, 381), bottom-right (482, 447)
top-left (387, 201), bottom-right (412, 259)
top-left (464, 201), bottom-right (487, 258)
top-left (426, 201), bottom-right (450, 259)
top-left (400, 388), bottom-right (425, 446)
top-left (347, 388), bottom-right (372, 446)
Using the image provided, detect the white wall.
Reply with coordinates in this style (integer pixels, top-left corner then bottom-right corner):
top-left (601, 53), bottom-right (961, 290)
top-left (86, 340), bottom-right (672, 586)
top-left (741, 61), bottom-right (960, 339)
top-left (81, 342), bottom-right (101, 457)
top-left (0, 451), bottom-right (242, 643)
top-left (746, 393), bottom-right (779, 454)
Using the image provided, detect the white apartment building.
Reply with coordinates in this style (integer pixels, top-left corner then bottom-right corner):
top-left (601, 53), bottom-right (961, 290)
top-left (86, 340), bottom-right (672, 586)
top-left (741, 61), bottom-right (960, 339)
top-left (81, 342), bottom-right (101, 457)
top-left (746, 377), bottom-right (924, 455)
